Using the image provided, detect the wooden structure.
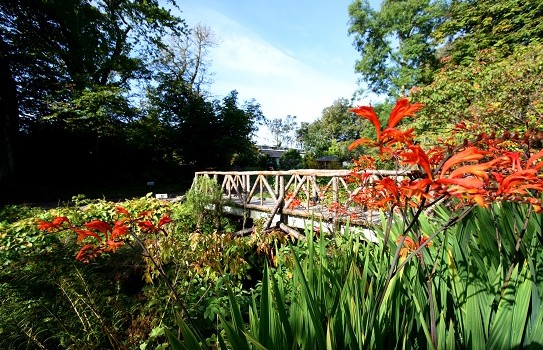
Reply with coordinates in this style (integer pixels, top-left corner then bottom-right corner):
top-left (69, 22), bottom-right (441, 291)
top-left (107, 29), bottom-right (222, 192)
top-left (192, 169), bottom-right (410, 240)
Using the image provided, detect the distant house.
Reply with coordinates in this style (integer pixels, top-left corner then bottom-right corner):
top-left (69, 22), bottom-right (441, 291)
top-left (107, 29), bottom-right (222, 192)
top-left (316, 155), bottom-right (341, 169)
top-left (257, 145), bottom-right (304, 169)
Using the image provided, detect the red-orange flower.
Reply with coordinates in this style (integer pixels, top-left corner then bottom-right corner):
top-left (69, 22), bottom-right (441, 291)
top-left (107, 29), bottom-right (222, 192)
top-left (348, 137), bottom-right (374, 151)
top-left (387, 99), bottom-right (424, 129)
top-left (527, 149), bottom-right (543, 170)
top-left (115, 206), bottom-right (131, 217)
top-left (75, 244), bottom-right (99, 262)
top-left (399, 145), bottom-right (433, 180)
top-left (84, 220), bottom-right (112, 236)
top-left (73, 228), bottom-right (102, 242)
top-left (401, 178), bottom-right (433, 202)
top-left (398, 235), bottom-right (431, 258)
top-left (349, 105), bottom-right (381, 140)
top-left (111, 220), bottom-right (130, 239)
top-left (439, 147), bottom-right (488, 178)
top-left (495, 169), bottom-right (543, 196)
top-left (435, 177), bottom-right (487, 206)
top-left (138, 220), bottom-right (157, 233)
top-left (381, 128), bottom-right (415, 147)
top-left (375, 177), bottom-right (400, 200)
top-left (37, 216), bottom-right (71, 232)
top-left (349, 99), bottom-right (423, 153)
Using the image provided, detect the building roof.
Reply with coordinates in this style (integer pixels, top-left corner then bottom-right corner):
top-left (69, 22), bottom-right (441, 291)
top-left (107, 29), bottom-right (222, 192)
top-left (316, 155), bottom-right (340, 162)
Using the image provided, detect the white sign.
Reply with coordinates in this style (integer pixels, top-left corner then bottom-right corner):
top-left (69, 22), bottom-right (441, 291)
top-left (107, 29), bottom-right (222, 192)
top-left (155, 193), bottom-right (168, 199)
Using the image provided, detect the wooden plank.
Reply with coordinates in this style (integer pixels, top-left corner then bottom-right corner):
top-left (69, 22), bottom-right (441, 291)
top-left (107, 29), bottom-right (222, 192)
top-left (262, 176), bottom-right (277, 201)
top-left (194, 169), bottom-right (411, 177)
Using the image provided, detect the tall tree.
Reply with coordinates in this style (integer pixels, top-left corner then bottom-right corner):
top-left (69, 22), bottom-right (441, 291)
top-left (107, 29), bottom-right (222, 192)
top-left (348, 0), bottom-right (448, 96)
top-left (215, 92), bottom-right (264, 168)
top-left (0, 0), bottom-right (186, 189)
top-left (406, 0), bottom-right (543, 139)
top-left (154, 24), bottom-right (218, 94)
top-left (0, 35), bottom-right (17, 189)
top-left (148, 24), bottom-right (263, 170)
top-left (411, 42), bottom-right (543, 138)
top-left (435, 0), bottom-right (543, 64)
top-left (265, 115), bottom-right (298, 148)
top-left (300, 98), bottom-right (364, 159)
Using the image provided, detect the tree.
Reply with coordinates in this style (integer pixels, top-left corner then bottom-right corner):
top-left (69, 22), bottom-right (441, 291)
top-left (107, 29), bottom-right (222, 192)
top-left (265, 115), bottom-right (298, 148)
top-left (348, 0), bottom-right (447, 95)
top-left (279, 149), bottom-right (302, 170)
top-left (154, 23), bottom-right (217, 95)
top-left (0, 0), bottom-right (186, 190)
top-left (410, 42), bottom-right (543, 138)
top-left (0, 36), bottom-right (17, 190)
top-left (404, 0), bottom-right (543, 141)
top-left (435, 0), bottom-right (543, 64)
top-left (299, 98), bottom-right (364, 160)
top-left (215, 92), bottom-right (264, 168)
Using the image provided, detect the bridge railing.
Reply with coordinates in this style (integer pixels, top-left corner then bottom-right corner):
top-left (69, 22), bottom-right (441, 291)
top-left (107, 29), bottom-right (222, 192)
top-left (193, 169), bottom-right (411, 223)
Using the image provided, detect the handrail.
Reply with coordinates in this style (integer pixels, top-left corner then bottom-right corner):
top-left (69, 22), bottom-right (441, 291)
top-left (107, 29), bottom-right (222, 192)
top-left (193, 169), bottom-right (412, 221)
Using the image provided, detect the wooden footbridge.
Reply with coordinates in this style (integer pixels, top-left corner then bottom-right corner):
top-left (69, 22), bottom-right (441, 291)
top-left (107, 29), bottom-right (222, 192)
top-left (192, 169), bottom-right (410, 241)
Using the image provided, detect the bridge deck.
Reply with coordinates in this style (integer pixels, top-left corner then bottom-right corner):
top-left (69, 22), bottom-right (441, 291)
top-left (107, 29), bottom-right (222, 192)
top-left (193, 169), bottom-right (409, 241)
top-left (224, 195), bottom-right (382, 226)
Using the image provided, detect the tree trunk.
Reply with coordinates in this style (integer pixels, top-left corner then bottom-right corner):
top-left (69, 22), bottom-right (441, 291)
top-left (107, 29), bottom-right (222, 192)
top-left (0, 36), bottom-right (19, 191)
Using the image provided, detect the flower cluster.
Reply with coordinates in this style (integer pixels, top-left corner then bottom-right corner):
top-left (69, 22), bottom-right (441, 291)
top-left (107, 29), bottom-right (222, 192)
top-left (397, 235), bottom-right (431, 258)
top-left (348, 99), bottom-right (543, 213)
top-left (285, 192), bottom-right (302, 209)
top-left (37, 207), bottom-right (172, 262)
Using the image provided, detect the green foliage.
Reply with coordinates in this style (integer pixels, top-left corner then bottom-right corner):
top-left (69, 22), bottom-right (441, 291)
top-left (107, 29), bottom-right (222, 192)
top-left (145, 85), bottom-right (263, 170)
top-left (3, 187), bottom-right (543, 349)
top-left (348, 0), bottom-right (447, 95)
top-left (0, 194), bottom-right (271, 349)
top-left (0, 0), bottom-right (263, 198)
top-left (411, 42), bottom-right (543, 138)
top-left (279, 149), bottom-right (302, 170)
top-left (299, 98), bottom-right (361, 159)
top-left (169, 201), bottom-right (543, 349)
top-left (183, 176), bottom-right (225, 230)
top-left (435, 0), bottom-right (543, 64)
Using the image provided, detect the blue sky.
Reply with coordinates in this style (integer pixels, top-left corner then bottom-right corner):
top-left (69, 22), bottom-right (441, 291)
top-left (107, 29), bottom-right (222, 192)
top-left (174, 0), bottom-right (382, 143)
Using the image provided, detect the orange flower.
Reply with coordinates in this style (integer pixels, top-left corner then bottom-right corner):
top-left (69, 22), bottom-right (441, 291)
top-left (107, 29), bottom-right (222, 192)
top-left (399, 145), bottom-right (433, 180)
top-left (435, 177), bottom-right (487, 206)
top-left (84, 220), bottom-right (112, 236)
top-left (37, 216), bottom-right (71, 232)
top-left (439, 147), bottom-right (488, 178)
top-left (73, 228), bottom-right (102, 242)
top-left (375, 177), bottom-right (400, 199)
top-left (448, 162), bottom-right (495, 180)
top-left (349, 99), bottom-right (423, 153)
top-left (138, 220), bottom-right (157, 233)
top-left (115, 206), bottom-right (131, 217)
top-left (348, 137), bottom-right (374, 151)
top-left (111, 220), bottom-right (130, 239)
top-left (75, 244), bottom-right (99, 262)
top-left (401, 178), bottom-right (434, 202)
top-left (527, 149), bottom-right (543, 170)
top-left (495, 169), bottom-right (543, 196)
top-left (387, 99), bottom-right (424, 129)
top-left (503, 151), bottom-right (523, 171)
top-left (158, 215), bottom-right (173, 229)
top-left (381, 128), bottom-right (416, 148)
top-left (397, 235), bottom-right (431, 258)
top-left (349, 105), bottom-right (381, 139)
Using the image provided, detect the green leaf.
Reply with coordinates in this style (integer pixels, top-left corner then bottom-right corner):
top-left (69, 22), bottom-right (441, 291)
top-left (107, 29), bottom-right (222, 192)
top-left (292, 251), bottom-right (327, 349)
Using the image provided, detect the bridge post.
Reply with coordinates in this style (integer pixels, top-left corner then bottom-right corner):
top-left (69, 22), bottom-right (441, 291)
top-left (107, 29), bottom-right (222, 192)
top-left (333, 177), bottom-right (338, 203)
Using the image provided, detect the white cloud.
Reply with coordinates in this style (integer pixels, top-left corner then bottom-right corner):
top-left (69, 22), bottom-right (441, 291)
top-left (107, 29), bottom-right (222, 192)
top-left (179, 3), bottom-right (380, 144)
